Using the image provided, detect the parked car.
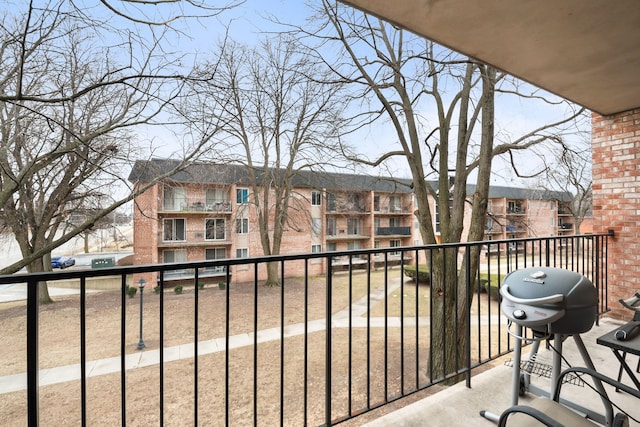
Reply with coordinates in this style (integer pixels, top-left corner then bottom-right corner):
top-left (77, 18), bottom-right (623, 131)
top-left (51, 256), bottom-right (75, 269)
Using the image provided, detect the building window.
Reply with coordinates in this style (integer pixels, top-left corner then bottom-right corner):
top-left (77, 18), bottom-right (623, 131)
top-left (311, 244), bottom-right (322, 253)
top-left (311, 191), bottom-right (322, 206)
top-left (389, 217), bottom-right (401, 228)
top-left (390, 239), bottom-right (401, 255)
top-left (347, 193), bottom-right (361, 210)
top-left (389, 195), bottom-right (401, 212)
top-left (347, 218), bottom-right (360, 235)
top-left (206, 188), bottom-right (229, 211)
top-left (205, 218), bottom-right (226, 240)
top-left (374, 195), bottom-right (380, 211)
top-left (326, 217), bottom-right (336, 236)
top-left (205, 248), bottom-right (226, 274)
top-left (236, 188), bottom-right (249, 204)
top-left (347, 241), bottom-right (361, 250)
top-left (163, 249), bottom-right (186, 263)
top-left (236, 248), bottom-right (248, 258)
top-left (163, 186), bottom-right (186, 211)
top-left (326, 193), bottom-right (336, 211)
top-left (163, 218), bottom-right (186, 241)
top-left (326, 242), bottom-right (337, 252)
top-left (236, 218), bottom-right (249, 234)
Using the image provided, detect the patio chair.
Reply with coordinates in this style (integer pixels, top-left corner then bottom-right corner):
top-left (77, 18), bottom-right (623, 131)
top-left (498, 367), bottom-right (639, 427)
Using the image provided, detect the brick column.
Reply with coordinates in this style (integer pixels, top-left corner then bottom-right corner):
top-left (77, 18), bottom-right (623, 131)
top-left (592, 109), bottom-right (640, 320)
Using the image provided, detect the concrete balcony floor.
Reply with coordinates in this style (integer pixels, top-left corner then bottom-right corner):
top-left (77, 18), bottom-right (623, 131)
top-left (365, 318), bottom-right (639, 427)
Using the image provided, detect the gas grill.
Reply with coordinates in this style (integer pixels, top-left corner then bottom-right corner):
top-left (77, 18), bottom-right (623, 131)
top-left (481, 267), bottom-right (608, 424)
top-left (500, 267), bottom-right (598, 335)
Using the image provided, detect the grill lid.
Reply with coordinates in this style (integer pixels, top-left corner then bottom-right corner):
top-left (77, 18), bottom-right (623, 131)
top-left (500, 267), bottom-right (597, 334)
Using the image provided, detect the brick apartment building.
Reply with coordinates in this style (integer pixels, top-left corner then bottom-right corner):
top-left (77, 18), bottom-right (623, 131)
top-left (129, 159), bottom-right (578, 284)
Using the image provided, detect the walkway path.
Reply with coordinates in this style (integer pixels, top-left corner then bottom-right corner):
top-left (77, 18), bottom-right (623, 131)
top-left (0, 278), bottom-right (503, 395)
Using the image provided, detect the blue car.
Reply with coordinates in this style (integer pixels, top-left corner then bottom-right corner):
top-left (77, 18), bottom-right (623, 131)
top-left (51, 256), bottom-right (75, 269)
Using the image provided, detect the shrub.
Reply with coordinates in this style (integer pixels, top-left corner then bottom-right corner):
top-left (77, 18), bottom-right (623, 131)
top-left (198, 282), bottom-right (205, 290)
top-left (402, 265), bottom-right (431, 284)
top-left (174, 285), bottom-right (183, 294)
top-left (153, 285), bottom-right (161, 294)
top-left (126, 286), bottom-right (137, 298)
top-left (479, 273), bottom-right (504, 299)
top-left (218, 281), bottom-right (226, 290)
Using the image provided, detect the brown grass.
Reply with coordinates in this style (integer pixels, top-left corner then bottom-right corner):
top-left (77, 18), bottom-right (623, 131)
top-left (0, 268), bottom-right (503, 426)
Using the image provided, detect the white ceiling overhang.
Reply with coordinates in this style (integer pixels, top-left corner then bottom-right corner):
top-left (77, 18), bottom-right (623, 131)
top-left (339, 0), bottom-right (640, 116)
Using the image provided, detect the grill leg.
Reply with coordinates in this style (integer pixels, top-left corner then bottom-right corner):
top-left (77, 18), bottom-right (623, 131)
top-left (511, 324), bottom-right (524, 406)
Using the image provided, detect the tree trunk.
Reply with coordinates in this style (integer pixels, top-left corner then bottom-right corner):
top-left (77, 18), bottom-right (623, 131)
top-left (265, 261), bottom-right (280, 287)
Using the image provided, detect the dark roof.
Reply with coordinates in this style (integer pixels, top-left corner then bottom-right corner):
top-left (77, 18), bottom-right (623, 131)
top-left (128, 159), bottom-right (414, 193)
top-left (129, 159), bottom-right (571, 200)
top-left (425, 180), bottom-right (572, 202)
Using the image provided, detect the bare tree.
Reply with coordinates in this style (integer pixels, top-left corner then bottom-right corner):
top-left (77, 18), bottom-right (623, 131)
top-left (301, 1), bottom-right (585, 382)
top-left (189, 34), bottom-right (346, 286)
top-left (0, 1), bottom-right (237, 302)
top-left (538, 137), bottom-right (592, 233)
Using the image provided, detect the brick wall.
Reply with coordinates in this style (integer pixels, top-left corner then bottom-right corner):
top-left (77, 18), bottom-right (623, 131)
top-left (592, 108), bottom-right (640, 320)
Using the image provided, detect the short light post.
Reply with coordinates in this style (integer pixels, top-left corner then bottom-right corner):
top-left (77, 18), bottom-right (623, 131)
top-left (136, 278), bottom-right (146, 350)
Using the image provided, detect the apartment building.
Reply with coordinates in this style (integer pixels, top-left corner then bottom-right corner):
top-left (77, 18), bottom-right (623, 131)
top-left (129, 159), bottom-right (577, 284)
top-left (129, 159), bottom-right (416, 284)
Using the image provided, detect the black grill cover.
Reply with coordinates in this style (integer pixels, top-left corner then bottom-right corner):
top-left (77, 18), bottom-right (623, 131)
top-left (501, 267), bottom-right (598, 334)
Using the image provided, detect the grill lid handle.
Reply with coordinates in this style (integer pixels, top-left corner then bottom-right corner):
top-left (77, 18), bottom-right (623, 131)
top-left (500, 285), bottom-right (564, 306)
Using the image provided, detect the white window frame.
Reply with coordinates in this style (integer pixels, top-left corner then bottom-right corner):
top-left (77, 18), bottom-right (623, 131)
top-left (163, 218), bottom-right (186, 241)
top-left (163, 186), bottom-right (186, 211)
top-left (205, 218), bottom-right (226, 240)
top-left (311, 191), bottom-right (322, 206)
top-left (347, 218), bottom-right (360, 235)
top-left (236, 248), bottom-right (248, 258)
top-left (311, 244), bottom-right (322, 253)
top-left (236, 218), bottom-right (249, 234)
top-left (236, 188), bottom-right (249, 204)
top-left (163, 249), bottom-right (187, 263)
top-left (205, 247), bottom-right (226, 274)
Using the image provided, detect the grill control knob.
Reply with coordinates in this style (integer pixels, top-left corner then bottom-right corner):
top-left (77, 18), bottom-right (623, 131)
top-left (513, 309), bottom-right (527, 320)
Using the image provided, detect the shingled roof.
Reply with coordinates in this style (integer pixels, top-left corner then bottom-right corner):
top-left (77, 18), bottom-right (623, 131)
top-left (129, 159), bottom-right (572, 200)
top-left (128, 159), bottom-right (414, 193)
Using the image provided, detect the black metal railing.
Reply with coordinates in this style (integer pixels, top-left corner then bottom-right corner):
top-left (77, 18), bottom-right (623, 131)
top-left (375, 226), bottom-right (411, 236)
top-left (0, 233), bottom-right (611, 426)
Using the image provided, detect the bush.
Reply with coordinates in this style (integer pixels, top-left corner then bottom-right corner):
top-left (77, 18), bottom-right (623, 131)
top-left (126, 286), bottom-right (137, 298)
top-left (174, 285), bottom-right (183, 294)
top-left (402, 265), bottom-right (431, 284)
top-left (153, 285), bottom-right (161, 294)
top-left (198, 282), bottom-right (205, 290)
top-left (218, 281), bottom-right (226, 290)
top-left (478, 272), bottom-right (504, 299)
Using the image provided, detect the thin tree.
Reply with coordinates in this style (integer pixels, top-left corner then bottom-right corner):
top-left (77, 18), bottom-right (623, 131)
top-left (0, 1), bottom-right (236, 302)
top-left (190, 35), bottom-right (346, 286)
top-left (302, 1), bottom-right (585, 382)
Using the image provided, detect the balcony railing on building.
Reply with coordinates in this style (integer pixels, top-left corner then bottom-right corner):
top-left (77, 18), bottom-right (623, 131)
top-left (5, 233), bottom-right (611, 426)
top-left (374, 226), bottom-right (411, 236)
top-left (161, 197), bottom-right (232, 213)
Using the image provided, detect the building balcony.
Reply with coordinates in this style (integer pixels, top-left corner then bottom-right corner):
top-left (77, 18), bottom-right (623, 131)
top-left (157, 231), bottom-right (232, 247)
top-left (375, 226), bottom-right (411, 236)
top-left (3, 233), bottom-right (617, 426)
top-left (160, 198), bottom-right (232, 213)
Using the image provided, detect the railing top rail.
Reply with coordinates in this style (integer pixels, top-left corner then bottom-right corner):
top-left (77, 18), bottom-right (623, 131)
top-left (0, 233), bottom-right (611, 285)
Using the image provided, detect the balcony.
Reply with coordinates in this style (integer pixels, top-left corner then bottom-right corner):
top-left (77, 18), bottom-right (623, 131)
top-left (161, 197), bottom-right (232, 213)
top-left (375, 226), bottom-right (411, 236)
top-left (157, 230), bottom-right (231, 247)
top-left (0, 233), bottom-right (615, 426)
